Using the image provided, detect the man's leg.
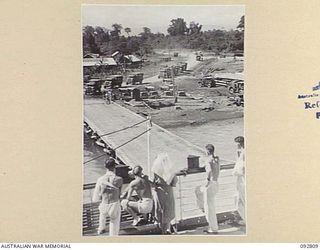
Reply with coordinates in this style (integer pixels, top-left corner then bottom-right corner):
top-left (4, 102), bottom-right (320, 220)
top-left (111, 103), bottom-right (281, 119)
top-left (207, 183), bottom-right (219, 232)
top-left (121, 199), bottom-right (141, 225)
top-left (127, 201), bottom-right (141, 225)
top-left (204, 185), bottom-right (218, 233)
top-left (237, 179), bottom-right (246, 221)
top-left (98, 203), bottom-right (107, 233)
top-left (207, 197), bottom-right (218, 231)
top-left (108, 202), bottom-right (121, 236)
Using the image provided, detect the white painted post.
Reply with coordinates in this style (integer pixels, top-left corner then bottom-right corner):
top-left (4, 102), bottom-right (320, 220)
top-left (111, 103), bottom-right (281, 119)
top-left (147, 115), bottom-right (151, 177)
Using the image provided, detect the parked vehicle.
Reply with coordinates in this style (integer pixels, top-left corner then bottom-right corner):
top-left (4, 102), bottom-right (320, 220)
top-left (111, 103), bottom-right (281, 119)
top-left (160, 85), bottom-right (170, 91)
top-left (148, 91), bottom-right (160, 99)
top-left (163, 90), bottom-right (174, 97)
top-left (145, 86), bottom-right (155, 92)
top-left (126, 73), bottom-right (144, 85)
top-left (234, 94), bottom-right (244, 107)
top-left (178, 62), bottom-right (188, 71)
top-left (228, 80), bottom-right (244, 94)
top-left (213, 73), bottom-right (244, 87)
top-left (118, 87), bottom-right (134, 101)
top-left (101, 75), bottom-right (123, 93)
top-left (196, 52), bottom-right (203, 61)
top-left (196, 55), bottom-right (203, 61)
top-left (198, 75), bottom-right (216, 88)
top-left (140, 91), bottom-right (149, 99)
top-left (84, 79), bottom-right (104, 95)
top-left (158, 67), bottom-right (172, 79)
top-left (177, 91), bottom-right (186, 97)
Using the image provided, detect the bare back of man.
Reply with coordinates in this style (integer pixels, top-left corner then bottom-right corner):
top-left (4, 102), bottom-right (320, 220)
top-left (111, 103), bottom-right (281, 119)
top-left (121, 175), bottom-right (153, 226)
top-left (132, 176), bottom-right (153, 199)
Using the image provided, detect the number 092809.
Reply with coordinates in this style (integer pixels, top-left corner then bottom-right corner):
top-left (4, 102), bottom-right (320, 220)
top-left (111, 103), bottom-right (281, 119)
top-left (300, 244), bottom-right (319, 248)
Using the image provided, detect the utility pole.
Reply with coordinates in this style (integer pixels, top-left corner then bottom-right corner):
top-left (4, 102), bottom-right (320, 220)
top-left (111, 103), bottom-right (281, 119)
top-left (146, 115), bottom-right (152, 177)
top-left (171, 66), bottom-right (178, 103)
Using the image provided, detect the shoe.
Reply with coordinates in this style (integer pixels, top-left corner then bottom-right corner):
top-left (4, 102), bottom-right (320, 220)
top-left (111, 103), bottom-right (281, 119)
top-left (97, 229), bottom-right (106, 235)
top-left (237, 220), bottom-right (246, 226)
top-left (203, 229), bottom-right (218, 235)
top-left (132, 217), bottom-right (142, 226)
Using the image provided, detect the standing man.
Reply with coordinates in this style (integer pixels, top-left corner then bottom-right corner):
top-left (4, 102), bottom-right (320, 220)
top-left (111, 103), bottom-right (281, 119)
top-left (93, 158), bottom-right (123, 235)
top-left (120, 165), bottom-right (153, 226)
top-left (105, 89), bottom-right (112, 104)
top-left (198, 144), bottom-right (220, 234)
top-left (232, 136), bottom-right (245, 224)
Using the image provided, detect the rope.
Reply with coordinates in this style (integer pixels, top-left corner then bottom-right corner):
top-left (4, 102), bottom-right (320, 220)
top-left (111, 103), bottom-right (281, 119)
top-left (99, 119), bottom-right (148, 137)
top-left (84, 128), bottom-right (151, 164)
top-left (114, 128), bottom-right (151, 150)
top-left (84, 152), bottom-right (107, 164)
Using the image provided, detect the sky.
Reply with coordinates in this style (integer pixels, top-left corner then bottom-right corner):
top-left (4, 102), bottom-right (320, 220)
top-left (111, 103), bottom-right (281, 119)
top-left (82, 5), bottom-right (244, 35)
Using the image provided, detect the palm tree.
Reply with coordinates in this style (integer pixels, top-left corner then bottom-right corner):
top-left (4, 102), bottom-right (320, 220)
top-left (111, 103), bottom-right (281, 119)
top-left (124, 27), bottom-right (131, 37)
top-left (112, 23), bottom-right (122, 35)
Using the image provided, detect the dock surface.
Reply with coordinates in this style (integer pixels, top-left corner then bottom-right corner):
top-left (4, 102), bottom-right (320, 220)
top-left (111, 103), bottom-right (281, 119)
top-left (83, 98), bottom-right (240, 233)
top-left (84, 99), bottom-right (233, 174)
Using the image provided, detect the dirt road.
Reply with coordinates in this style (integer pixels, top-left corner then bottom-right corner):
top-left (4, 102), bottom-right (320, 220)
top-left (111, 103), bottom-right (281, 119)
top-left (143, 51), bottom-right (214, 83)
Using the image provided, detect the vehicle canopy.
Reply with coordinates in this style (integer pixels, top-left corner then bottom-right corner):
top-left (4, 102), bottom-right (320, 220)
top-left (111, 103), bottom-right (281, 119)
top-left (145, 86), bottom-right (155, 91)
top-left (178, 91), bottom-right (186, 96)
top-left (88, 79), bottom-right (103, 83)
top-left (106, 75), bottom-right (123, 80)
top-left (214, 73), bottom-right (244, 81)
top-left (149, 91), bottom-right (159, 95)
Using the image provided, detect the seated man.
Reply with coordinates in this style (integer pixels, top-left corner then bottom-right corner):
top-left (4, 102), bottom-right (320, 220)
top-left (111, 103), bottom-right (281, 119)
top-left (121, 165), bottom-right (153, 226)
top-left (93, 158), bottom-right (123, 235)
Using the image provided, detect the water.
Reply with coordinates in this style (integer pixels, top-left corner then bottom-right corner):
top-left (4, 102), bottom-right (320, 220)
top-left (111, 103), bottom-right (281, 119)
top-left (83, 132), bottom-right (109, 184)
top-left (168, 118), bottom-right (244, 162)
top-left (83, 117), bottom-right (243, 185)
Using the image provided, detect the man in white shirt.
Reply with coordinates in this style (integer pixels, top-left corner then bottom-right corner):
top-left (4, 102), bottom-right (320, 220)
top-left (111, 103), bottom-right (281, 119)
top-left (93, 158), bottom-right (123, 235)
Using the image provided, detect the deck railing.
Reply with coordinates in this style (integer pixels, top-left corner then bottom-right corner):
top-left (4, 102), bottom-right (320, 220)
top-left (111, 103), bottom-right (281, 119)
top-left (82, 164), bottom-right (238, 235)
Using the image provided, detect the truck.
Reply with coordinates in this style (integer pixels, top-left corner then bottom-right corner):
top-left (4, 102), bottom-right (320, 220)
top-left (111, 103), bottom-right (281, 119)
top-left (196, 55), bottom-right (203, 61)
top-left (198, 75), bottom-right (216, 88)
top-left (84, 79), bottom-right (104, 95)
top-left (126, 73), bottom-right (144, 85)
top-left (178, 62), bottom-right (188, 72)
top-left (228, 79), bottom-right (244, 94)
top-left (100, 75), bottom-right (123, 94)
top-left (158, 67), bottom-right (172, 79)
top-left (196, 52), bottom-right (203, 61)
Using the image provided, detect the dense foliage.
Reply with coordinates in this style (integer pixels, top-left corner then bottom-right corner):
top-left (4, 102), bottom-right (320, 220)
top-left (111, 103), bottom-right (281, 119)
top-left (83, 16), bottom-right (244, 56)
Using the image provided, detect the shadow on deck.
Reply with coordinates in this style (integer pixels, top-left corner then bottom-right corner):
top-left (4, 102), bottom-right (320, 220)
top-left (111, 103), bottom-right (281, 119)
top-left (83, 201), bottom-right (244, 236)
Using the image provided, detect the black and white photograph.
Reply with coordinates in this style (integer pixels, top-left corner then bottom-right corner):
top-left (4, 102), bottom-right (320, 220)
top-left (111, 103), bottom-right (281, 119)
top-left (82, 5), bottom-right (245, 236)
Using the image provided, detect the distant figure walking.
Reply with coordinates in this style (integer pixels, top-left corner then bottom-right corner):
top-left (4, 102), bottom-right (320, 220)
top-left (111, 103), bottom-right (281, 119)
top-left (93, 158), bottom-right (123, 236)
top-left (105, 89), bottom-right (112, 104)
top-left (151, 153), bottom-right (178, 234)
top-left (120, 165), bottom-right (153, 226)
top-left (232, 136), bottom-right (245, 223)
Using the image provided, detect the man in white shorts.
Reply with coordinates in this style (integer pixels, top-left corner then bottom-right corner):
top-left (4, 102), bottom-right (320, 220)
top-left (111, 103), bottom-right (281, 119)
top-left (93, 158), bottom-right (123, 235)
top-left (120, 165), bottom-right (153, 226)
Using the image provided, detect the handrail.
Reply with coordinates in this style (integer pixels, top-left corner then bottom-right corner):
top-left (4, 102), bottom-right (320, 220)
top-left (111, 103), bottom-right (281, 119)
top-left (83, 163), bottom-right (235, 192)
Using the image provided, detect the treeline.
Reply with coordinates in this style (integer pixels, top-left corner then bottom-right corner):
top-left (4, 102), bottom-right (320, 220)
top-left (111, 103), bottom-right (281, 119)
top-left (83, 16), bottom-right (244, 56)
